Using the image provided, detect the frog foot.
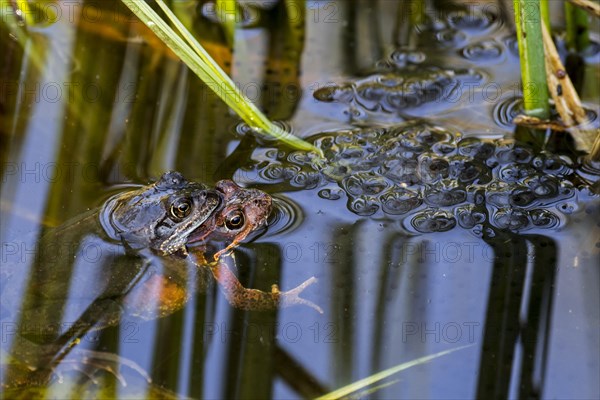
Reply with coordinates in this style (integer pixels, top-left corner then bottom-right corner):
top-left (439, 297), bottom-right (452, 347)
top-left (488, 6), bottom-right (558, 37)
top-left (275, 277), bottom-right (323, 314)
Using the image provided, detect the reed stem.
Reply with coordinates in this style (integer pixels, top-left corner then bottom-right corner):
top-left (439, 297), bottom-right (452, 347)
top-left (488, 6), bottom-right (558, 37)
top-left (540, 0), bottom-right (550, 31)
top-left (513, 0), bottom-right (550, 119)
top-left (565, 1), bottom-right (590, 52)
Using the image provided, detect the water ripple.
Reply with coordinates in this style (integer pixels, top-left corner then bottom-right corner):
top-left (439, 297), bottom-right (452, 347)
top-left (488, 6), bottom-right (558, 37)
top-left (493, 96), bottom-right (523, 130)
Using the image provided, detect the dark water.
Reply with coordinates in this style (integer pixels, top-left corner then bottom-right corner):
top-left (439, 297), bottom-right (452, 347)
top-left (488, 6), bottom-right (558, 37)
top-left (1, 1), bottom-right (599, 399)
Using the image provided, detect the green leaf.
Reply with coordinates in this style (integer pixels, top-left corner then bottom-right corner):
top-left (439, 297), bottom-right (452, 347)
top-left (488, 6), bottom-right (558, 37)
top-left (120, 0), bottom-right (322, 155)
top-left (316, 345), bottom-right (473, 400)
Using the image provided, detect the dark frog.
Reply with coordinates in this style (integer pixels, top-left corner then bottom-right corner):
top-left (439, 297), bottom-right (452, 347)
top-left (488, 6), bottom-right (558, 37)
top-left (101, 170), bottom-right (222, 256)
top-left (0, 172), bottom-right (319, 388)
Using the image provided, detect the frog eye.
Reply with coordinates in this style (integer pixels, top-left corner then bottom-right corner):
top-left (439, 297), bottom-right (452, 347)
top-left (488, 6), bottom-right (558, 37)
top-left (170, 198), bottom-right (192, 219)
top-left (225, 210), bottom-right (245, 230)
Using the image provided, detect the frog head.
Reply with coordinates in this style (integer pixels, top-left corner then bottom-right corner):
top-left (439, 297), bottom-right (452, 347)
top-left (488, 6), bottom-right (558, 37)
top-left (101, 171), bottom-right (222, 255)
top-left (188, 179), bottom-right (272, 260)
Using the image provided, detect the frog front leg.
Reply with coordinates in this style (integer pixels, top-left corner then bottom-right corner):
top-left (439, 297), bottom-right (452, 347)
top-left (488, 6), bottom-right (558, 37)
top-left (208, 260), bottom-right (323, 313)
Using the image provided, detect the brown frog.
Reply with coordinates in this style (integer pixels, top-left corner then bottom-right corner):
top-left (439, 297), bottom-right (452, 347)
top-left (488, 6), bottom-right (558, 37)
top-left (0, 172), bottom-right (319, 389)
top-left (186, 179), bottom-right (322, 311)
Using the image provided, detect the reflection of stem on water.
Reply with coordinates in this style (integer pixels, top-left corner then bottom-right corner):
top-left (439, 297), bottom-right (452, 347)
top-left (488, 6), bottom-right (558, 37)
top-left (372, 232), bottom-right (411, 369)
top-left (221, 243), bottom-right (279, 399)
top-left (260, 0), bottom-right (305, 121)
top-left (343, 0), bottom-right (384, 72)
top-left (477, 233), bottom-right (557, 399)
top-left (4, 252), bottom-right (149, 388)
top-left (394, 0), bottom-right (423, 48)
top-left (274, 346), bottom-right (329, 398)
top-left (330, 222), bottom-right (359, 386)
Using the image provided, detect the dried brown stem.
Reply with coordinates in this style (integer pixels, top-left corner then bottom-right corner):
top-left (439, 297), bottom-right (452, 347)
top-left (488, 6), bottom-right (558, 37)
top-left (541, 20), bottom-right (599, 154)
top-left (513, 115), bottom-right (568, 131)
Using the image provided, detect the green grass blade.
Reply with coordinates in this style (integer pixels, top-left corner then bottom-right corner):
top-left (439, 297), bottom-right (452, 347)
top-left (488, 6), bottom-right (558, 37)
top-left (121, 0), bottom-right (322, 155)
top-left (349, 378), bottom-right (401, 398)
top-left (315, 345), bottom-right (473, 400)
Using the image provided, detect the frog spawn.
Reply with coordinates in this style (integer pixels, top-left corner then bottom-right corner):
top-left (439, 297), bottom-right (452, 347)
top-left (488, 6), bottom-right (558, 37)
top-left (246, 122), bottom-right (592, 235)
top-left (313, 66), bottom-right (485, 120)
top-left (310, 5), bottom-right (502, 121)
top-left (313, 68), bottom-right (468, 113)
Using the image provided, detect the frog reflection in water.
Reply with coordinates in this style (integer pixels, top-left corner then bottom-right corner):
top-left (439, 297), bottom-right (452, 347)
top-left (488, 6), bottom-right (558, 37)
top-left (1, 171), bottom-right (319, 388)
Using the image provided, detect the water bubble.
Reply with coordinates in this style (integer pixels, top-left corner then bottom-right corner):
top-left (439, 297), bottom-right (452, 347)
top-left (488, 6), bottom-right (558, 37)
top-left (291, 171), bottom-right (321, 189)
top-left (424, 186), bottom-right (467, 207)
top-left (447, 8), bottom-right (499, 31)
top-left (523, 175), bottom-right (560, 198)
top-left (556, 202), bottom-right (579, 215)
top-left (457, 137), bottom-right (495, 159)
top-left (532, 153), bottom-right (573, 176)
top-left (499, 163), bottom-right (537, 182)
top-left (582, 108), bottom-right (598, 125)
top-left (235, 122), bottom-right (253, 136)
top-left (461, 40), bottom-right (503, 62)
top-left (530, 209), bottom-right (561, 229)
top-left (318, 188), bottom-right (343, 201)
top-left (313, 84), bottom-right (353, 103)
top-left (348, 196), bottom-right (379, 216)
top-left (261, 164), bottom-right (284, 180)
top-left (456, 206), bottom-right (487, 228)
top-left (495, 140), bottom-right (534, 164)
top-left (342, 173), bottom-right (389, 196)
top-left (390, 50), bottom-right (427, 67)
top-left (436, 29), bottom-right (467, 47)
top-left (381, 189), bottom-right (422, 215)
top-left (410, 210), bottom-right (457, 233)
top-left (260, 164), bottom-right (301, 182)
top-left (486, 182), bottom-right (512, 207)
top-left (288, 151), bottom-right (314, 166)
top-left (414, 125), bottom-right (454, 145)
top-left (431, 141), bottom-right (457, 156)
top-left (509, 187), bottom-right (536, 207)
top-left (418, 155), bottom-right (450, 183)
top-left (448, 158), bottom-right (491, 184)
top-left (382, 158), bottom-right (420, 185)
top-left (265, 149), bottom-right (280, 159)
top-left (492, 208), bottom-right (530, 230)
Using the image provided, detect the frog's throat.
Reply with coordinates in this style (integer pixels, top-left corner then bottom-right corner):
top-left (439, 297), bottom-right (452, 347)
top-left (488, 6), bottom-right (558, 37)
top-left (212, 223), bottom-right (255, 261)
